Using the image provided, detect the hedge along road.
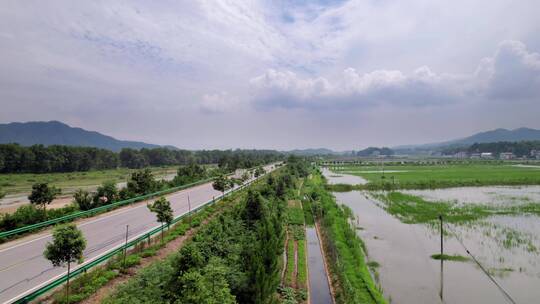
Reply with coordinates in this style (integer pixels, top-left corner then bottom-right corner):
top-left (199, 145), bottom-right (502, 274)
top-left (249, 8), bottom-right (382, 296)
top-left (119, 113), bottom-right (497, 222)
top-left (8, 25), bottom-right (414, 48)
top-left (0, 164), bottom-right (277, 304)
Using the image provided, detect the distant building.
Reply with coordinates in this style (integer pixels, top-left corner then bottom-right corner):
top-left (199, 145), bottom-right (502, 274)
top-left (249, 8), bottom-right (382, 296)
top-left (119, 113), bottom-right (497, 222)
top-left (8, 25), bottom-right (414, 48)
top-left (499, 152), bottom-right (514, 160)
top-left (470, 153), bottom-right (481, 159)
top-left (480, 152), bottom-right (493, 159)
top-left (531, 150), bottom-right (540, 160)
top-left (454, 151), bottom-right (468, 159)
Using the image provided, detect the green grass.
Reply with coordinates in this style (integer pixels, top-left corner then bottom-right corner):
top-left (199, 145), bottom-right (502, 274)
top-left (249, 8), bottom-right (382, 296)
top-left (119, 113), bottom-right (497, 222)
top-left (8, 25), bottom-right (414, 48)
top-left (430, 254), bottom-right (469, 262)
top-left (53, 268), bottom-right (118, 304)
top-left (372, 192), bottom-right (493, 224)
top-left (297, 239), bottom-right (307, 289)
top-left (331, 163), bottom-right (540, 189)
top-left (287, 204), bottom-right (305, 226)
top-left (373, 191), bottom-right (540, 224)
top-left (0, 166), bottom-right (178, 196)
top-left (285, 238), bottom-right (295, 286)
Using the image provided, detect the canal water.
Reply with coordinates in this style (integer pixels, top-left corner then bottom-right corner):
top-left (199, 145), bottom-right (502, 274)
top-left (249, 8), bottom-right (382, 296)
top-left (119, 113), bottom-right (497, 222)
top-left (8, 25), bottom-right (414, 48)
top-left (307, 227), bottom-right (333, 304)
top-left (321, 167), bottom-right (367, 185)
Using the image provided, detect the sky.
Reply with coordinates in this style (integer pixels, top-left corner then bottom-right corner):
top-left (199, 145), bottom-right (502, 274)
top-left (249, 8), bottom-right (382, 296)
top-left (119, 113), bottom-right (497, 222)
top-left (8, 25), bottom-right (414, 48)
top-left (1, 0), bottom-right (540, 150)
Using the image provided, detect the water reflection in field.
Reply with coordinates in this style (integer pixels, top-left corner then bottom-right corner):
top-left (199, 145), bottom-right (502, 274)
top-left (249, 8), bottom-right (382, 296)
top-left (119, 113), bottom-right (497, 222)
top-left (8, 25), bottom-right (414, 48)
top-left (326, 172), bottom-right (540, 304)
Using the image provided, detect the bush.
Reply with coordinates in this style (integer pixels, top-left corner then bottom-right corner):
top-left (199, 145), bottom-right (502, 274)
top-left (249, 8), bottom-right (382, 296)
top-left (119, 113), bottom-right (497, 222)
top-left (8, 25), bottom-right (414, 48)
top-left (73, 189), bottom-right (95, 211)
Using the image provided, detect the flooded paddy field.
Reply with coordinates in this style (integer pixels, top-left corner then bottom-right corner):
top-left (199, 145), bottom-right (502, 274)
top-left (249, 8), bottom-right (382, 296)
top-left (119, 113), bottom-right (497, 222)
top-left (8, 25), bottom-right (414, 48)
top-left (321, 167), bottom-right (367, 185)
top-left (403, 185), bottom-right (540, 206)
top-left (324, 170), bottom-right (540, 303)
top-left (327, 163), bottom-right (540, 187)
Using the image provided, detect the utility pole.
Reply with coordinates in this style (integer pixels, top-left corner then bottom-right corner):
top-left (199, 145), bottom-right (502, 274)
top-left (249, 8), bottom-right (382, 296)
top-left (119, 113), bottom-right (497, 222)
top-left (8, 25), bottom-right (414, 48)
top-left (188, 195), bottom-right (192, 228)
top-left (439, 215), bottom-right (444, 301)
top-left (123, 225), bottom-right (129, 268)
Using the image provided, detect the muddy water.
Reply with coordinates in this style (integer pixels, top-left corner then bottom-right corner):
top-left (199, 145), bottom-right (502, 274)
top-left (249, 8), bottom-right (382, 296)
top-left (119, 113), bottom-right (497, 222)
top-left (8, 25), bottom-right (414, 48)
top-left (326, 172), bottom-right (540, 304)
top-left (403, 186), bottom-right (540, 206)
top-left (338, 191), bottom-right (540, 303)
top-left (307, 227), bottom-right (333, 304)
top-left (321, 168), bottom-right (367, 185)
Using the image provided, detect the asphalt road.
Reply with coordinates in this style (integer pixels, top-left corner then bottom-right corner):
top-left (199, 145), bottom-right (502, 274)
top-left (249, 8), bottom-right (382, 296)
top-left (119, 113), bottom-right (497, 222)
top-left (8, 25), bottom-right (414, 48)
top-left (0, 164), bottom-right (276, 303)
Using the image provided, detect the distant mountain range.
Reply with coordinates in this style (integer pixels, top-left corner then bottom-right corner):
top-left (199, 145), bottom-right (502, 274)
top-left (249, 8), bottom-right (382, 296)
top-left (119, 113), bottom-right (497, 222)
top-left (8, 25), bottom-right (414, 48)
top-left (0, 121), bottom-right (173, 152)
top-left (1, 121), bottom-right (539, 155)
top-left (394, 127), bottom-right (540, 154)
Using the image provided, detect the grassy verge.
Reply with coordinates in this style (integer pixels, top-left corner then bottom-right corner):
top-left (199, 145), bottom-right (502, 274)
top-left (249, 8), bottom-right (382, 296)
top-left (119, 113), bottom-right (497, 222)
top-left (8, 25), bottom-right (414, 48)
top-left (304, 172), bottom-right (386, 304)
top-left (280, 191), bottom-right (308, 303)
top-left (0, 166), bottom-right (179, 196)
top-left (285, 238), bottom-right (295, 286)
top-left (297, 239), bottom-right (307, 289)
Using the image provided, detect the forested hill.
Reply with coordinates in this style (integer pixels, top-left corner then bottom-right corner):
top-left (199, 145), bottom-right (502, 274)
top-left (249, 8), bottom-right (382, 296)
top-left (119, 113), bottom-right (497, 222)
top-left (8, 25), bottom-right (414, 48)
top-left (0, 121), bottom-right (164, 151)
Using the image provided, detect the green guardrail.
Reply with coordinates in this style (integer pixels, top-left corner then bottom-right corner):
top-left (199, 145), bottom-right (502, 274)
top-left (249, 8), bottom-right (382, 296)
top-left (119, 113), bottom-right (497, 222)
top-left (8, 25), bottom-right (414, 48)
top-left (0, 177), bottom-right (214, 239)
top-left (12, 175), bottom-right (261, 304)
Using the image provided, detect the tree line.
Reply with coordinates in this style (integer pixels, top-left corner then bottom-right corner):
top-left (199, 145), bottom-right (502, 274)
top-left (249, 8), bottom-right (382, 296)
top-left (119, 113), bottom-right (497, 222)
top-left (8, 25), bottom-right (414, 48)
top-left (442, 140), bottom-right (540, 157)
top-left (0, 144), bottom-right (282, 173)
top-left (0, 163), bottom-right (213, 233)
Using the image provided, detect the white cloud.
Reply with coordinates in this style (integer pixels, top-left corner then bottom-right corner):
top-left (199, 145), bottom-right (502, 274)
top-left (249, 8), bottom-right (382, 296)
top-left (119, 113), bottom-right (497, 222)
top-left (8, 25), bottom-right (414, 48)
top-left (249, 40), bottom-right (540, 110)
top-left (200, 92), bottom-right (240, 113)
top-left (1, 1), bottom-right (540, 149)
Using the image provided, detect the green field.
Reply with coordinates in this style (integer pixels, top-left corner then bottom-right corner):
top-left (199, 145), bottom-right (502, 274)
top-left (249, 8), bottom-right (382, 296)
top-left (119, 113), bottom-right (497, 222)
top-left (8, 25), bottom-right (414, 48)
top-left (332, 163), bottom-right (540, 188)
top-left (0, 166), bottom-right (179, 196)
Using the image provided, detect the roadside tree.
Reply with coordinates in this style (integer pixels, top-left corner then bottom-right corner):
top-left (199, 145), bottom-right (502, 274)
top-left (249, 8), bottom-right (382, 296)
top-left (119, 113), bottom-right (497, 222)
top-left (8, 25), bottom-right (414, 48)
top-left (73, 189), bottom-right (94, 210)
top-left (28, 183), bottom-right (61, 213)
top-left (147, 197), bottom-right (173, 242)
top-left (128, 169), bottom-right (157, 196)
top-left (93, 180), bottom-right (118, 206)
top-left (44, 224), bottom-right (87, 304)
top-left (212, 175), bottom-right (232, 196)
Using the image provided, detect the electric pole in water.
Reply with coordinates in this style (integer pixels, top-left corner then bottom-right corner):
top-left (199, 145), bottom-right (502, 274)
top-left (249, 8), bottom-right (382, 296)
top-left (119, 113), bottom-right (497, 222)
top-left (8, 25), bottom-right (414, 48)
top-left (439, 215), bottom-right (444, 301)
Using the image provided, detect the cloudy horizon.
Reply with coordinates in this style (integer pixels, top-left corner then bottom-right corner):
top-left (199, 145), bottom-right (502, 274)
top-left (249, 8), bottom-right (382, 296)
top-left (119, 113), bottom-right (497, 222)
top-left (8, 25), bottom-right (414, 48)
top-left (1, 0), bottom-right (539, 150)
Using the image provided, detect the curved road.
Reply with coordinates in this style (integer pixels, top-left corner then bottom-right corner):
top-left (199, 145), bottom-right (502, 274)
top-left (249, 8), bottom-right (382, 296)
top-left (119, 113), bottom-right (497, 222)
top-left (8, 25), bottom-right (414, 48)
top-left (0, 164), bottom-right (276, 303)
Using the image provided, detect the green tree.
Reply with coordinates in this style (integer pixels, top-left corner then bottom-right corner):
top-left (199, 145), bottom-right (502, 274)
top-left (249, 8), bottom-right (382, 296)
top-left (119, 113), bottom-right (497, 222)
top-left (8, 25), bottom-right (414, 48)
top-left (147, 197), bottom-right (173, 242)
top-left (44, 224), bottom-right (87, 304)
top-left (254, 166), bottom-right (265, 178)
top-left (127, 169), bottom-right (157, 196)
top-left (242, 190), bottom-right (265, 228)
top-left (73, 189), bottom-right (94, 211)
top-left (212, 174), bottom-right (232, 195)
top-left (174, 259), bottom-right (236, 304)
top-left (173, 162), bottom-right (206, 186)
top-left (28, 183), bottom-right (61, 213)
top-left (93, 180), bottom-right (118, 206)
top-left (241, 171), bottom-right (251, 182)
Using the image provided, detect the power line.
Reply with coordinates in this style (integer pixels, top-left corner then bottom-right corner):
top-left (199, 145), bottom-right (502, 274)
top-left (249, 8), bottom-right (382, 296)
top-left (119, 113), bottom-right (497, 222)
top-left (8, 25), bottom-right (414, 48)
top-left (444, 223), bottom-right (517, 304)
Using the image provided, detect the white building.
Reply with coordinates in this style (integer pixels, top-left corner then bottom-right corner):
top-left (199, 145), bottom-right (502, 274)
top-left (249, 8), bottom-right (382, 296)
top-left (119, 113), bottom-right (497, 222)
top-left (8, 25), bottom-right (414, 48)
top-left (499, 152), bottom-right (514, 160)
top-left (480, 152), bottom-right (493, 159)
top-left (454, 151), bottom-right (468, 159)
